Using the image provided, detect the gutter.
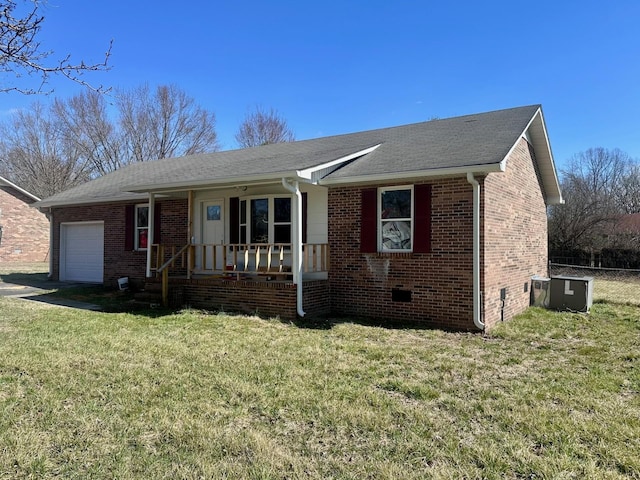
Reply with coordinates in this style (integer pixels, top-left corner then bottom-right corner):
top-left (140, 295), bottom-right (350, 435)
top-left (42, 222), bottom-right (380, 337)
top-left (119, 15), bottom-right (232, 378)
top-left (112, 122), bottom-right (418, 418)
top-left (281, 178), bottom-right (306, 318)
top-left (466, 172), bottom-right (484, 331)
top-left (0, 176), bottom-right (40, 202)
top-left (126, 171), bottom-right (305, 194)
top-left (319, 163), bottom-right (505, 186)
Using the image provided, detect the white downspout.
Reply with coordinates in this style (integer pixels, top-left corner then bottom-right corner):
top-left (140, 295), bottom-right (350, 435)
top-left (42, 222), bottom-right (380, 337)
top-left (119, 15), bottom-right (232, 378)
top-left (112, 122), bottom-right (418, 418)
top-left (282, 178), bottom-right (306, 317)
top-left (146, 192), bottom-right (155, 278)
top-left (466, 172), bottom-right (484, 331)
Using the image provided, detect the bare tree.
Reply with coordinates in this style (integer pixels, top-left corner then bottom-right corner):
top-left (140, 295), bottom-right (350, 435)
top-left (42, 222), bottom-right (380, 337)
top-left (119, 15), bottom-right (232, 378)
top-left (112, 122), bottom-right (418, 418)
top-left (52, 90), bottom-right (123, 175)
top-left (549, 148), bottom-right (636, 253)
top-left (616, 163), bottom-right (640, 214)
top-left (118, 84), bottom-right (219, 163)
top-left (0, 0), bottom-right (112, 94)
top-left (0, 102), bottom-right (91, 197)
top-left (0, 83), bottom-right (220, 196)
top-left (235, 106), bottom-right (295, 148)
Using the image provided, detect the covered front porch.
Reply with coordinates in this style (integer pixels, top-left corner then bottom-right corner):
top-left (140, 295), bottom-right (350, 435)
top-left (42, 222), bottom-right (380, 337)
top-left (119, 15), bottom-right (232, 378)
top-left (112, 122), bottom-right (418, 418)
top-left (148, 241), bottom-right (330, 314)
top-left (137, 176), bottom-right (331, 317)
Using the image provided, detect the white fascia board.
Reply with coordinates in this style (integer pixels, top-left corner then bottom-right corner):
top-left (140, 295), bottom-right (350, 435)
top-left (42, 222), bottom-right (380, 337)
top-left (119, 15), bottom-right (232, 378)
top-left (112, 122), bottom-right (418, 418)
top-left (318, 163), bottom-right (504, 186)
top-left (496, 109), bottom-right (542, 172)
top-left (34, 193), bottom-right (152, 209)
top-left (510, 107), bottom-right (563, 205)
top-left (0, 175), bottom-right (40, 202)
top-left (122, 171), bottom-right (311, 194)
top-left (296, 144), bottom-right (382, 180)
top-left (532, 109), bottom-right (564, 204)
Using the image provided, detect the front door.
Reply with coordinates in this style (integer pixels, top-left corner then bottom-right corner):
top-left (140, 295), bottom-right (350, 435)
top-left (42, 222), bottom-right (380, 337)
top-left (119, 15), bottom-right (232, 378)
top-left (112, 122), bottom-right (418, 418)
top-left (201, 199), bottom-right (225, 270)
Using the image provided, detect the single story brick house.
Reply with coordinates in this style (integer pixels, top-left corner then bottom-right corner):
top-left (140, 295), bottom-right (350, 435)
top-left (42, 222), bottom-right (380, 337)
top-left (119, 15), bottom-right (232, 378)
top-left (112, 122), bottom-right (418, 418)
top-left (36, 105), bottom-right (562, 330)
top-left (0, 175), bottom-right (50, 263)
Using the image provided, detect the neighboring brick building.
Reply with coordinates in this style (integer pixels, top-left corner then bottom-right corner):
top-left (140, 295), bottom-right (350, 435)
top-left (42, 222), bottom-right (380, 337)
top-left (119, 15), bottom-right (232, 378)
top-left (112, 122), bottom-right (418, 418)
top-left (36, 105), bottom-right (563, 330)
top-left (0, 176), bottom-right (50, 263)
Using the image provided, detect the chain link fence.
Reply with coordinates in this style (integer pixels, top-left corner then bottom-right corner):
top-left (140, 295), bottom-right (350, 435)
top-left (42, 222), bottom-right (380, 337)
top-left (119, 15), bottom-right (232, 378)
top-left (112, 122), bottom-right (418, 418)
top-left (550, 263), bottom-right (640, 306)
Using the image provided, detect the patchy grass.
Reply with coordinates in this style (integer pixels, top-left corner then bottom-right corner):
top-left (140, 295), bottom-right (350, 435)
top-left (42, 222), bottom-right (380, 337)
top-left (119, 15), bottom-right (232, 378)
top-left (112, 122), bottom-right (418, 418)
top-left (595, 278), bottom-right (640, 306)
top-left (0, 298), bottom-right (638, 479)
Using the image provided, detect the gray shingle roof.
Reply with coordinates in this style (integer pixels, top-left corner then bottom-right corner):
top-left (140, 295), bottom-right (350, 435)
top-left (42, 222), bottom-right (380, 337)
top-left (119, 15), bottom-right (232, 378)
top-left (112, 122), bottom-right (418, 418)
top-left (36, 104), bottom-right (557, 207)
top-left (323, 104), bottom-right (541, 180)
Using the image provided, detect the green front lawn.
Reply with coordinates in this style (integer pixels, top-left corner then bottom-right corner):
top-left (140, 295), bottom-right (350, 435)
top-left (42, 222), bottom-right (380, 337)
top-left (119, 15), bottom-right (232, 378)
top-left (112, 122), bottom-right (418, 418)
top-left (0, 297), bottom-right (638, 479)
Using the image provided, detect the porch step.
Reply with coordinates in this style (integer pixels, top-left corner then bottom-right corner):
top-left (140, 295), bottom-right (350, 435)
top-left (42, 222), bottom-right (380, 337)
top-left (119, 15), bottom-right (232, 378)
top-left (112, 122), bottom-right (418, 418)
top-left (132, 282), bottom-right (185, 309)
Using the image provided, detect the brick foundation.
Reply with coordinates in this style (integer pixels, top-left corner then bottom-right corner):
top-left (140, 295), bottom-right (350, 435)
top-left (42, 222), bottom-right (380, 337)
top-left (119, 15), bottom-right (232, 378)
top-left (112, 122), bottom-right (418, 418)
top-left (146, 277), bottom-right (327, 321)
top-left (146, 277), bottom-right (329, 322)
top-left (302, 280), bottom-right (331, 318)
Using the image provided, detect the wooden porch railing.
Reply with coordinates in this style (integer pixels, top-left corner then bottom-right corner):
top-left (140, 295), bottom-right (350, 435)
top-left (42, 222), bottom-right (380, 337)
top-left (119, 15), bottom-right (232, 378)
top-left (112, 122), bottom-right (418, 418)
top-left (154, 244), bottom-right (191, 307)
top-left (151, 242), bottom-right (329, 279)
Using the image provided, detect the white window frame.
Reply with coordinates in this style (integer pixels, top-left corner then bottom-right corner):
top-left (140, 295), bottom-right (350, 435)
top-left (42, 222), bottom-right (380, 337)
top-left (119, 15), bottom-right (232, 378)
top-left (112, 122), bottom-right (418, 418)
top-left (378, 186), bottom-right (413, 252)
top-left (239, 195), bottom-right (292, 245)
top-left (135, 203), bottom-right (149, 251)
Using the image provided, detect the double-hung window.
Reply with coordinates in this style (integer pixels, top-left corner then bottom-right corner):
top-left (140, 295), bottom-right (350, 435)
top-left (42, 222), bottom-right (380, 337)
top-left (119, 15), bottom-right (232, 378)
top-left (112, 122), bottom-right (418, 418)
top-left (135, 204), bottom-right (149, 250)
top-left (379, 186), bottom-right (413, 251)
top-left (239, 196), bottom-right (292, 244)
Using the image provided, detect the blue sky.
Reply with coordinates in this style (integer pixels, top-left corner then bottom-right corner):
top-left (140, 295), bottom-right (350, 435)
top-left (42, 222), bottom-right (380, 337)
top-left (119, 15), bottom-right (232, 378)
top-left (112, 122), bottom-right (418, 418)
top-left (2, 0), bottom-right (639, 172)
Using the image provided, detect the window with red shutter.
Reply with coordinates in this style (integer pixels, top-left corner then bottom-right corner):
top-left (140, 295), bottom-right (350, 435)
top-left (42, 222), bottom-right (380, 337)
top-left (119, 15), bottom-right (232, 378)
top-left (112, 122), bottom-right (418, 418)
top-left (360, 184), bottom-right (432, 253)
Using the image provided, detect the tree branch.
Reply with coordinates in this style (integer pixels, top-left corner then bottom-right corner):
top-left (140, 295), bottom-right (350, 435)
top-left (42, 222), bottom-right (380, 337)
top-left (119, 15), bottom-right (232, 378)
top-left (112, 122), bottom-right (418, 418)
top-left (0, 1), bottom-right (112, 94)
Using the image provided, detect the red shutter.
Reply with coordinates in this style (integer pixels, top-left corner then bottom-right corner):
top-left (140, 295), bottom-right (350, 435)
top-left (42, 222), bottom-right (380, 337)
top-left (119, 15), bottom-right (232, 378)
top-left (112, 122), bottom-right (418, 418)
top-left (302, 192), bottom-right (308, 244)
top-left (124, 205), bottom-right (134, 251)
top-left (153, 202), bottom-right (162, 244)
top-left (414, 184), bottom-right (432, 253)
top-left (229, 197), bottom-right (239, 244)
top-left (360, 188), bottom-right (377, 253)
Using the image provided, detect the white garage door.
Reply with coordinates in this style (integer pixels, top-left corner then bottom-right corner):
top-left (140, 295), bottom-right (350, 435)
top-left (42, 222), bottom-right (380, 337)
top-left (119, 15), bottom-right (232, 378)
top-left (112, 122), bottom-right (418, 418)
top-left (60, 222), bottom-right (104, 283)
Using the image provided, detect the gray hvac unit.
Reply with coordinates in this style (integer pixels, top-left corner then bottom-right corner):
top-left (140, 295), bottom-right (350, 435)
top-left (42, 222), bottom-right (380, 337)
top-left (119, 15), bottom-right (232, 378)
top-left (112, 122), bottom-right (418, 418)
top-left (549, 275), bottom-right (594, 313)
top-left (530, 275), bottom-right (550, 308)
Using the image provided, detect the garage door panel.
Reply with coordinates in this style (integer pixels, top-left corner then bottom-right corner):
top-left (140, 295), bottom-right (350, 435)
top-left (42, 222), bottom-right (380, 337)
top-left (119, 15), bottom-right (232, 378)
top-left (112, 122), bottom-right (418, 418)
top-left (61, 223), bottom-right (104, 283)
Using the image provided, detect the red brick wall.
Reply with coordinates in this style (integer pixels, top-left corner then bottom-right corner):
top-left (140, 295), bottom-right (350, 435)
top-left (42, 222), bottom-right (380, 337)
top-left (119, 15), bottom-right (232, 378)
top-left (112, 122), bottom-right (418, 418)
top-left (302, 280), bottom-right (331, 317)
top-left (328, 179), bottom-right (475, 330)
top-left (167, 277), bottom-right (298, 320)
top-left (147, 277), bottom-right (328, 321)
top-left (51, 199), bottom-right (188, 287)
top-left (0, 187), bottom-right (50, 263)
top-left (482, 139), bottom-right (549, 329)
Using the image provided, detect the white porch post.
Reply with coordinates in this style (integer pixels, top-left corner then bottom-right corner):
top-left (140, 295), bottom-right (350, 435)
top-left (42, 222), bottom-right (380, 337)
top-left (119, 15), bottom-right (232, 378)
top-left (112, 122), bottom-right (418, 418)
top-left (146, 192), bottom-right (155, 278)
